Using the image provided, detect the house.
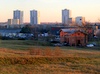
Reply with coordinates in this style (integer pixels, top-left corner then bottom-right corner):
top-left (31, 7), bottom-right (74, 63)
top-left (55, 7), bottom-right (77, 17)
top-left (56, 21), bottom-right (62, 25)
top-left (50, 26), bottom-right (77, 35)
top-left (60, 29), bottom-right (88, 46)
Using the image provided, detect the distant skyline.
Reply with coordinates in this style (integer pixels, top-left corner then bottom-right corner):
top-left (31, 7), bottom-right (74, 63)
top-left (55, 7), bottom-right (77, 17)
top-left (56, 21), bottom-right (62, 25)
top-left (0, 0), bottom-right (100, 23)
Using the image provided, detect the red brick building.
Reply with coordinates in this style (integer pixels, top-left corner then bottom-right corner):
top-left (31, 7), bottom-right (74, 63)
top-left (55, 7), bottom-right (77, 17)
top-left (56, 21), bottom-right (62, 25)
top-left (60, 29), bottom-right (88, 46)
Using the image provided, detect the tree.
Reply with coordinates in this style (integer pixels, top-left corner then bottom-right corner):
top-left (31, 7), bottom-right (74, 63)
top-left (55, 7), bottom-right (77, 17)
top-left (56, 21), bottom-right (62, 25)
top-left (20, 25), bottom-right (32, 33)
top-left (95, 30), bottom-right (100, 38)
top-left (74, 22), bottom-right (94, 41)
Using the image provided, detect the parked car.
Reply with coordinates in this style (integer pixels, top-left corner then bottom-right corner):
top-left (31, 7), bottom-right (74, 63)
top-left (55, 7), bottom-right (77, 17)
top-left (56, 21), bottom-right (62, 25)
top-left (53, 43), bottom-right (62, 47)
top-left (86, 44), bottom-right (94, 47)
top-left (62, 43), bottom-right (70, 46)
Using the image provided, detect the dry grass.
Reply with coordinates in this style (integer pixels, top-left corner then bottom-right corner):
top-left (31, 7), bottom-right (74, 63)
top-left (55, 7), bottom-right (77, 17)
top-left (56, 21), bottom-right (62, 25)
top-left (0, 47), bottom-right (99, 74)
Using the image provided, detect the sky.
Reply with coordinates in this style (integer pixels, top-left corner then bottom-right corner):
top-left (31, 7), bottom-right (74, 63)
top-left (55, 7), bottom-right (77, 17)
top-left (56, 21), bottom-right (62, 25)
top-left (0, 0), bottom-right (100, 23)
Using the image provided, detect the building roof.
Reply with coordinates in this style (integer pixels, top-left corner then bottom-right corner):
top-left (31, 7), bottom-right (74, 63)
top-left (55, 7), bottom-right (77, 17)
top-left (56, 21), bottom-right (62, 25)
top-left (60, 29), bottom-right (87, 35)
top-left (60, 29), bottom-right (76, 33)
top-left (0, 29), bottom-right (21, 33)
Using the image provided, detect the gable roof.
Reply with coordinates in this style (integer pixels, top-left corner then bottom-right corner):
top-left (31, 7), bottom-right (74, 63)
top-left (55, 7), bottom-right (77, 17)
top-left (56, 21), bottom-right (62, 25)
top-left (73, 31), bottom-right (87, 35)
top-left (60, 29), bottom-right (87, 35)
top-left (60, 29), bottom-right (76, 33)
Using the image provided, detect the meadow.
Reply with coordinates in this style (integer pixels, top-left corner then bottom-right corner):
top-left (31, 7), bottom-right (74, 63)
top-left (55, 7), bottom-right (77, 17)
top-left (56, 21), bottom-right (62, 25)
top-left (0, 40), bottom-right (99, 74)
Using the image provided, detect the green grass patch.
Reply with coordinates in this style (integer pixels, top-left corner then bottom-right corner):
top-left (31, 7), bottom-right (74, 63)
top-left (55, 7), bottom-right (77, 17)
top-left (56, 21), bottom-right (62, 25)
top-left (0, 40), bottom-right (51, 50)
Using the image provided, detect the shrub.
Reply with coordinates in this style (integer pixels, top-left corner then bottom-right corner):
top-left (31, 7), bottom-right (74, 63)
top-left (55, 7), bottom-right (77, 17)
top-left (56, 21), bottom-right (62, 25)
top-left (29, 48), bottom-right (43, 55)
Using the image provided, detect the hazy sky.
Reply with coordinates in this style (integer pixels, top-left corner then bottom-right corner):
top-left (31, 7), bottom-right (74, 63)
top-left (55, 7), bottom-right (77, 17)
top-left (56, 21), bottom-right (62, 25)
top-left (0, 0), bottom-right (100, 23)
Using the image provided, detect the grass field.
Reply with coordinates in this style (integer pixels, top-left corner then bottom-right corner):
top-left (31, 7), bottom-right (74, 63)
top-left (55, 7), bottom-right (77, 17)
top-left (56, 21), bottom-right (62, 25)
top-left (0, 40), bottom-right (100, 74)
top-left (0, 40), bottom-right (51, 50)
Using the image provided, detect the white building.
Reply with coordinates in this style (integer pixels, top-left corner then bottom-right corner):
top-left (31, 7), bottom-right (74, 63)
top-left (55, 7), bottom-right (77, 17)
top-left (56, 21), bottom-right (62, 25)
top-left (8, 19), bottom-right (19, 25)
top-left (62, 9), bottom-right (70, 25)
top-left (7, 19), bottom-right (24, 28)
top-left (8, 19), bottom-right (13, 25)
top-left (75, 17), bottom-right (85, 26)
top-left (69, 18), bottom-right (75, 26)
top-left (30, 10), bottom-right (40, 25)
top-left (13, 10), bottom-right (23, 24)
